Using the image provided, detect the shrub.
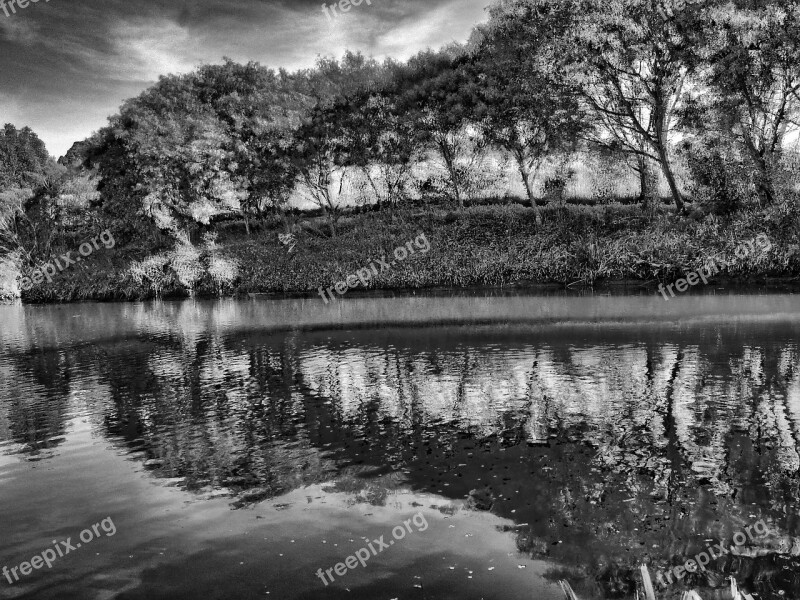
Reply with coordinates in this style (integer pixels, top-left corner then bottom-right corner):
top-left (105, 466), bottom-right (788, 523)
top-left (129, 254), bottom-right (173, 296)
top-left (682, 137), bottom-right (752, 217)
top-left (171, 242), bottom-right (204, 292)
top-left (0, 251), bottom-right (22, 301)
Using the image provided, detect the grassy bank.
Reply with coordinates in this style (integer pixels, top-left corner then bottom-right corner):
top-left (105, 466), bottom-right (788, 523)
top-left (17, 202), bottom-right (800, 303)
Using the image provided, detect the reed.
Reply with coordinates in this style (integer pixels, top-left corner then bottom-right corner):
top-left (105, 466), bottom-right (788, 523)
top-left (558, 566), bottom-right (756, 600)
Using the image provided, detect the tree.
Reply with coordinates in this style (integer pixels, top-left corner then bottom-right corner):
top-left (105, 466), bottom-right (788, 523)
top-left (474, 2), bottom-right (588, 222)
top-left (563, 0), bottom-right (696, 213)
top-left (335, 92), bottom-right (418, 209)
top-left (288, 101), bottom-right (349, 236)
top-left (16, 161), bottom-right (70, 259)
top-left (0, 124), bottom-right (52, 189)
top-left (190, 61), bottom-right (309, 233)
top-left (392, 47), bottom-right (483, 209)
top-left (246, 123), bottom-right (298, 225)
top-left (0, 124), bottom-right (78, 262)
top-left (694, 1), bottom-right (800, 206)
top-left (287, 53), bottom-right (397, 230)
top-left (92, 61), bottom-right (312, 238)
top-left (91, 75), bottom-right (242, 237)
top-left (0, 186), bottom-right (30, 258)
top-left (302, 51), bottom-right (388, 102)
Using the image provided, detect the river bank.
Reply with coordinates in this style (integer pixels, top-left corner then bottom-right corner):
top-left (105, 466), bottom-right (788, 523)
top-left (13, 202), bottom-right (800, 304)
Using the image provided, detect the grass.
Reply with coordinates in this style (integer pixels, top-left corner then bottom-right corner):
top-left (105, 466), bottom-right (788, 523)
top-left (13, 199), bottom-right (800, 303)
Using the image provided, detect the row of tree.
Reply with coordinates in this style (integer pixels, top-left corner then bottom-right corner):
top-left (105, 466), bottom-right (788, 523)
top-left (4, 0), bottom-right (800, 248)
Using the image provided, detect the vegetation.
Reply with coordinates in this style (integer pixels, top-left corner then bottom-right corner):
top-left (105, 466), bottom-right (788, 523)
top-left (14, 201), bottom-right (799, 303)
top-left (1, 0), bottom-right (800, 302)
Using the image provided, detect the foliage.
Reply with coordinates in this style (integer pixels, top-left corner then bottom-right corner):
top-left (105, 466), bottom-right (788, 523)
top-left (0, 250), bottom-right (22, 301)
top-left (5, 0), bottom-right (800, 304)
top-left (475, 0), bottom-right (589, 221)
top-left (127, 233), bottom-right (239, 297)
top-left (0, 124), bottom-right (52, 189)
top-left (207, 255), bottom-right (240, 294)
top-left (129, 254), bottom-right (173, 297)
top-left (170, 237), bottom-right (204, 292)
top-left (204, 231), bottom-right (240, 293)
top-left (561, 0), bottom-right (698, 212)
top-left (680, 134), bottom-right (752, 217)
top-left (335, 93), bottom-right (418, 208)
top-left (391, 48), bottom-right (487, 208)
top-left (693, 1), bottom-right (800, 206)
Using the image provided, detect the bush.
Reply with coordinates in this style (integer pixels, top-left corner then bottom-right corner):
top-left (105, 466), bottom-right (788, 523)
top-left (682, 137), bottom-right (752, 217)
top-left (129, 254), bottom-right (173, 296)
top-left (171, 242), bottom-right (204, 292)
top-left (0, 251), bottom-right (22, 301)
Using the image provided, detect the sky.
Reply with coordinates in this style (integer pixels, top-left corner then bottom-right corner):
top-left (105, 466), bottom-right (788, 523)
top-left (0, 0), bottom-right (491, 158)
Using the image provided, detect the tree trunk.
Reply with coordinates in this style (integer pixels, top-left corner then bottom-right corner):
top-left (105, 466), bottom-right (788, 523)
top-left (452, 182), bottom-right (463, 209)
top-left (744, 137), bottom-right (776, 206)
top-left (637, 155), bottom-right (648, 201)
top-left (638, 157), bottom-right (659, 213)
top-left (439, 140), bottom-right (463, 209)
top-left (515, 152), bottom-right (542, 226)
top-left (363, 166), bottom-right (383, 210)
top-left (654, 98), bottom-right (684, 214)
top-left (656, 144), bottom-right (684, 214)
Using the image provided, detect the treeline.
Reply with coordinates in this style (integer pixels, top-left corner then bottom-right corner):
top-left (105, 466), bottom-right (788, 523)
top-left (1, 0), bottom-right (800, 300)
top-left (85, 0), bottom-right (800, 235)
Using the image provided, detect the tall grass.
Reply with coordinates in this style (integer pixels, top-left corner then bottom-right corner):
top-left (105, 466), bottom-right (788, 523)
top-left (17, 201), bottom-right (800, 303)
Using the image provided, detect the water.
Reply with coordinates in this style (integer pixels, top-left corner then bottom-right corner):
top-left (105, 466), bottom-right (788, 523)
top-left (1, 292), bottom-right (799, 599)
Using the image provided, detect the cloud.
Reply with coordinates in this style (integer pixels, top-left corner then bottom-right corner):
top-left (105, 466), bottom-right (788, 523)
top-left (0, 0), bottom-right (490, 158)
top-left (373, 0), bottom-right (489, 57)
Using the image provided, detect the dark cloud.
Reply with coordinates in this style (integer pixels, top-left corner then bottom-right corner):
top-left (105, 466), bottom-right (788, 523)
top-left (0, 0), bottom-right (490, 157)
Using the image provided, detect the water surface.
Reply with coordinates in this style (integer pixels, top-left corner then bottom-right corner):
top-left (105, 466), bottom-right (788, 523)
top-left (1, 293), bottom-right (799, 599)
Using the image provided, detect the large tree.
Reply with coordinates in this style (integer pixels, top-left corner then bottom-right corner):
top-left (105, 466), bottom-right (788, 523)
top-left (0, 124), bottom-right (76, 261)
top-left (333, 91), bottom-right (418, 209)
top-left (0, 124), bottom-right (52, 189)
top-left (191, 60), bottom-right (309, 233)
top-left (287, 53), bottom-right (392, 233)
top-left (474, 1), bottom-right (588, 222)
top-left (563, 0), bottom-right (697, 213)
top-left (392, 47), bottom-right (484, 209)
top-left (694, 0), bottom-right (800, 206)
top-left (92, 61), bottom-right (310, 238)
top-left (288, 101), bottom-right (349, 236)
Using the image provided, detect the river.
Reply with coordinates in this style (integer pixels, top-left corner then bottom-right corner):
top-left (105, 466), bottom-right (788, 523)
top-left (1, 292), bottom-right (798, 599)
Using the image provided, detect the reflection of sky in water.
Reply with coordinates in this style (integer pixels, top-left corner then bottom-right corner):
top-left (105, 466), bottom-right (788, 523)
top-left (0, 295), bottom-right (799, 599)
top-left (2, 425), bottom-right (564, 600)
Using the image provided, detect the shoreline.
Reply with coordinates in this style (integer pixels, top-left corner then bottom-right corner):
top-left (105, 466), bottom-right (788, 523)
top-left (7, 204), bottom-right (800, 305)
top-left (11, 276), bottom-right (800, 305)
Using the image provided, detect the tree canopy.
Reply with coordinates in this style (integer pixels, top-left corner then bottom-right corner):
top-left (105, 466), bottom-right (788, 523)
top-left (3, 0), bottom-right (800, 255)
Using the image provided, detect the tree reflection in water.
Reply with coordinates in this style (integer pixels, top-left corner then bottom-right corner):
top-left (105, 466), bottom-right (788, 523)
top-left (1, 297), bottom-right (799, 598)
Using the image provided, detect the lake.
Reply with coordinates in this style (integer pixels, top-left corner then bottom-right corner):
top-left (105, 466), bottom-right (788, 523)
top-left (1, 292), bottom-right (799, 599)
